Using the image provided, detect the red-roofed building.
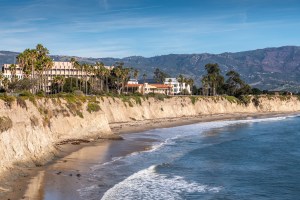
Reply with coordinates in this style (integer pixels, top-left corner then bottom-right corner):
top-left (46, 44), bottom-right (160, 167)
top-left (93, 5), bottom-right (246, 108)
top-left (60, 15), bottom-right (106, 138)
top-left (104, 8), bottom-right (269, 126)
top-left (125, 82), bottom-right (173, 95)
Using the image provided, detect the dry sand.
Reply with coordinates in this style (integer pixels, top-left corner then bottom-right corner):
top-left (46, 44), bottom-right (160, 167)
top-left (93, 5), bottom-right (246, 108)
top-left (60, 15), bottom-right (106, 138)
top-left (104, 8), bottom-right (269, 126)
top-left (2, 111), bottom-right (299, 200)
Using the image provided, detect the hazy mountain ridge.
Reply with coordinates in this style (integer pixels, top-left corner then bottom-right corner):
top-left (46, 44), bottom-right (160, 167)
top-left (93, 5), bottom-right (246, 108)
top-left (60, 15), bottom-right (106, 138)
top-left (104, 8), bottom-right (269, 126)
top-left (1, 46), bottom-right (300, 92)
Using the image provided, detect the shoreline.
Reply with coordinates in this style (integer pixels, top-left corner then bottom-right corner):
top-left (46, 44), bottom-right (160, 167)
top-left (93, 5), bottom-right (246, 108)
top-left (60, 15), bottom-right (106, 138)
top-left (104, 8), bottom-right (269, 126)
top-left (110, 111), bottom-right (299, 135)
top-left (2, 111), bottom-right (300, 200)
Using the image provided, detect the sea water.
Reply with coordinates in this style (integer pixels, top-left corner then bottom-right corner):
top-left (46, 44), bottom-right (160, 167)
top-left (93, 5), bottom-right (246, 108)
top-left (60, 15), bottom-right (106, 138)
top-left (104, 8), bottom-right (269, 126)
top-left (79, 115), bottom-right (300, 200)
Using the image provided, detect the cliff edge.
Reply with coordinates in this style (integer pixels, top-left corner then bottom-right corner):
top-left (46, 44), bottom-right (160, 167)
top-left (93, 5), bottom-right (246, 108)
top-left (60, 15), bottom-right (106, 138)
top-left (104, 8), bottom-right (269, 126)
top-left (0, 95), bottom-right (299, 185)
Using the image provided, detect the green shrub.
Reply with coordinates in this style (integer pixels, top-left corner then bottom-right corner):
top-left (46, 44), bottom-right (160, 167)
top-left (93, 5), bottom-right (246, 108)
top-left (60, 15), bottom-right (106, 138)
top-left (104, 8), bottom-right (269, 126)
top-left (252, 96), bottom-right (260, 107)
top-left (190, 96), bottom-right (197, 105)
top-left (0, 94), bottom-right (15, 108)
top-left (76, 110), bottom-right (84, 118)
top-left (73, 90), bottom-right (84, 96)
top-left (146, 93), bottom-right (168, 101)
top-left (36, 90), bottom-right (45, 97)
top-left (87, 102), bottom-right (101, 113)
top-left (224, 96), bottom-right (238, 104)
top-left (133, 96), bottom-right (142, 105)
top-left (120, 95), bottom-right (135, 107)
top-left (238, 95), bottom-right (251, 106)
top-left (19, 91), bottom-right (34, 97)
top-left (29, 96), bottom-right (37, 106)
top-left (0, 116), bottom-right (13, 132)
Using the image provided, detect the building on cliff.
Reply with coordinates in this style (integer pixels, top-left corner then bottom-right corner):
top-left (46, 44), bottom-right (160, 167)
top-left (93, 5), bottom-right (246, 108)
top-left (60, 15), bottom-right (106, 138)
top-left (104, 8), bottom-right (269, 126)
top-left (125, 83), bottom-right (172, 95)
top-left (164, 78), bottom-right (191, 94)
top-left (125, 78), bottom-right (192, 95)
top-left (1, 62), bottom-right (113, 91)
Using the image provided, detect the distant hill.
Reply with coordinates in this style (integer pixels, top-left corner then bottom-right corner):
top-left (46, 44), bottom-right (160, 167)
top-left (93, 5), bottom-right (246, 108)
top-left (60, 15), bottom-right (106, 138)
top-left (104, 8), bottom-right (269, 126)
top-left (1, 46), bottom-right (300, 92)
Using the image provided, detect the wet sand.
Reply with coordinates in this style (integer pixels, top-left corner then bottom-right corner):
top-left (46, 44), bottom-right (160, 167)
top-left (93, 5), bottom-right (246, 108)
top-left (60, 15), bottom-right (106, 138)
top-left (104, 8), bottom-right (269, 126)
top-left (2, 111), bottom-right (299, 200)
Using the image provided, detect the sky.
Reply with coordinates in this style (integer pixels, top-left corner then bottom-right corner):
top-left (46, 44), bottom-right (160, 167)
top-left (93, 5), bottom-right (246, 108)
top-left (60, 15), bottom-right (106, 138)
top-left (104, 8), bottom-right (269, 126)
top-left (1, 0), bottom-right (300, 58)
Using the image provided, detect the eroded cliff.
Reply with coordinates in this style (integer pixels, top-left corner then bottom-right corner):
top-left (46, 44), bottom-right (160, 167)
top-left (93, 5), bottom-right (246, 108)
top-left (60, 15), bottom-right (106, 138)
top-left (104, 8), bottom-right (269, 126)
top-left (0, 95), bottom-right (300, 181)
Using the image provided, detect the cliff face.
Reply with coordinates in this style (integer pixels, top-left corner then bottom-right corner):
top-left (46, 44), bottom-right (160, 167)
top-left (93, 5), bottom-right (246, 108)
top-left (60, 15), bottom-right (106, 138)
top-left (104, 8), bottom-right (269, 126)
top-left (101, 96), bottom-right (300, 123)
top-left (0, 95), bottom-right (300, 178)
top-left (0, 98), bottom-right (112, 175)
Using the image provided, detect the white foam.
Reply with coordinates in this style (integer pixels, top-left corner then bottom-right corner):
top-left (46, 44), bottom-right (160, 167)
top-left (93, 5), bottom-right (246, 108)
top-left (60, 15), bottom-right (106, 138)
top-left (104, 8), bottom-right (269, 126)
top-left (101, 165), bottom-right (221, 200)
top-left (92, 115), bottom-right (292, 171)
top-left (85, 115), bottom-right (294, 199)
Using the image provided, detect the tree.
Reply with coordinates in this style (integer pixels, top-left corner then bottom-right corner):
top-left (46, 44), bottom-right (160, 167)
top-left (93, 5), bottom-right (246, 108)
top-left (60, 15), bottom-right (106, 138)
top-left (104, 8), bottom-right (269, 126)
top-left (103, 67), bottom-right (111, 93)
top-left (187, 78), bottom-right (194, 89)
top-left (60, 77), bottom-right (81, 93)
top-left (202, 63), bottom-right (224, 96)
top-left (0, 72), bottom-right (4, 88)
top-left (70, 57), bottom-right (77, 91)
top-left (133, 69), bottom-right (139, 80)
top-left (51, 76), bottom-right (65, 93)
top-left (120, 67), bottom-right (131, 94)
top-left (71, 58), bottom-right (81, 88)
top-left (82, 63), bottom-right (91, 95)
top-left (177, 74), bottom-right (185, 92)
top-left (35, 44), bottom-right (53, 92)
top-left (225, 70), bottom-right (244, 96)
top-left (142, 73), bottom-right (147, 83)
top-left (201, 75), bottom-right (209, 96)
top-left (95, 62), bottom-right (106, 92)
top-left (17, 48), bottom-right (37, 82)
top-left (113, 66), bottom-right (122, 94)
top-left (224, 70), bottom-right (251, 97)
top-left (251, 88), bottom-right (262, 95)
top-left (17, 44), bottom-right (53, 94)
top-left (2, 77), bottom-right (10, 91)
top-left (9, 64), bottom-right (18, 82)
top-left (153, 68), bottom-right (168, 83)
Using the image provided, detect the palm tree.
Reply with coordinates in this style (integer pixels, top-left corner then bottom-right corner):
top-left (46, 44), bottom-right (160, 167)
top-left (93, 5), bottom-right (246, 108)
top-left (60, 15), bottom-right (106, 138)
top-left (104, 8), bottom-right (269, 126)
top-left (201, 75), bottom-right (209, 96)
top-left (0, 72), bottom-right (4, 88)
top-left (177, 74), bottom-right (185, 94)
top-left (82, 63), bottom-right (91, 95)
top-left (2, 77), bottom-right (10, 91)
top-left (72, 59), bottom-right (81, 89)
top-left (133, 69), bottom-right (139, 81)
top-left (103, 67), bottom-right (111, 93)
top-left (96, 62), bottom-right (105, 92)
top-left (225, 70), bottom-right (245, 96)
top-left (121, 68), bottom-right (130, 94)
top-left (70, 58), bottom-right (76, 91)
top-left (17, 45), bottom-right (53, 94)
top-left (114, 67), bottom-right (122, 94)
top-left (52, 76), bottom-right (65, 93)
top-left (142, 73), bottom-right (147, 83)
top-left (17, 50), bottom-right (31, 78)
top-left (187, 78), bottom-right (194, 95)
top-left (8, 64), bottom-right (17, 82)
top-left (35, 44), bottom-right (53, 93)
top-left (204, 63), bottom-right (222, 96)
top-left (43, 57), bottom-right (54, 93)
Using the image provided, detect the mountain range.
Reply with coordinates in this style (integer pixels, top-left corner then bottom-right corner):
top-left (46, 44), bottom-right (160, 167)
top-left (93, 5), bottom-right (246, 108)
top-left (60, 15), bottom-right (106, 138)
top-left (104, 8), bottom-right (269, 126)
top-left (1, 46), bottom-right (300, 92)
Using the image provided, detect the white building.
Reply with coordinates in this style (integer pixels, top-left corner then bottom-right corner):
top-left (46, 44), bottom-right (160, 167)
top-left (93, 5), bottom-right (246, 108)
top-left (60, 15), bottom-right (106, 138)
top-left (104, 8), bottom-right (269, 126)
top-left (1, 62), bottom-right (113, 90)
top-left (164, 78), bottom-right (191, 94)
top-left (127, 78), bottom-right (139, 84)
top-left (2, 64), bottom-right (24, 81)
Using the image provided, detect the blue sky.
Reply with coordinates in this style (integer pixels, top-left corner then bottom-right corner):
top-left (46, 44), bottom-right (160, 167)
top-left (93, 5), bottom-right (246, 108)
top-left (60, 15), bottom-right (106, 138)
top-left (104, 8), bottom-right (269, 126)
top-left (1, 0), bottom-right (300, 58)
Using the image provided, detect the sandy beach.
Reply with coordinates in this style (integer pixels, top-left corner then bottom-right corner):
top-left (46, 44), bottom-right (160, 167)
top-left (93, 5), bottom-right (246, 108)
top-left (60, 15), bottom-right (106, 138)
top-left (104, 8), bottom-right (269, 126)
top-left (2, 111), bottom-right (299, 200)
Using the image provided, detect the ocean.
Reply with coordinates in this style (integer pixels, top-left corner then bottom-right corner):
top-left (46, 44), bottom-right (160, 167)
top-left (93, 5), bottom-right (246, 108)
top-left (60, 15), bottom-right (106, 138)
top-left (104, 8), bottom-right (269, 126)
top-left (79, 115), bottom-right (300, 200)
